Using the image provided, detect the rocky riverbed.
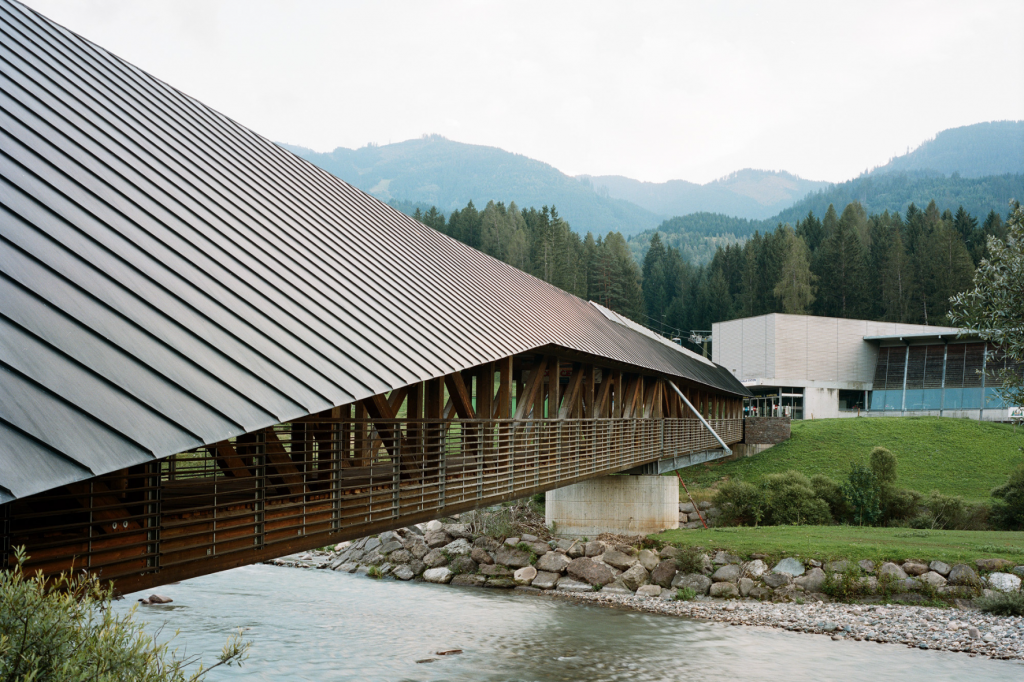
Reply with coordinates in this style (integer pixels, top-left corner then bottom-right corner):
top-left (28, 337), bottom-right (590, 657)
top-left (270, 519), bottom-right (1024, 662)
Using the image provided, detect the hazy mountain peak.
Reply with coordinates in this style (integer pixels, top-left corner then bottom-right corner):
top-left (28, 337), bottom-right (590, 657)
top-left (868, 120), bottom-right (1024, 178)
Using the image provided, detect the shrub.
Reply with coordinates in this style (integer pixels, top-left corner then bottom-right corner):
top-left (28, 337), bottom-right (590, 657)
top-left (674, 545), bottom-right (707, 574)
top-left (976, 590), bottom-right (1024, 617)
top-left (821, 564), bottom-right (865, 601)
top-left (0, 548), bottom-right (250, 681)
top-left (761, 471), bottom-right (831, 525)
top-left (869, 446), bottom-right (898, 485)
top-left (843, 464), bottom-right (881, 526)
top-left (811, 474), bottom-right (849, 521)
top-left (991, 463), bottom-right (1024, 531)
top-left (879, 486), bottom-right (922, 524)
top-left (675, 587), bottom-right (697, 601)
top-left (923, 491), bottom-right (990, 530)
top-left (713, 480), bottom-right (766, 526)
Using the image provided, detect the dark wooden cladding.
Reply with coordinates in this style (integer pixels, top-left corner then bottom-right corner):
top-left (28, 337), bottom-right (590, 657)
top-left (2, 356), bottom-right (744, 594)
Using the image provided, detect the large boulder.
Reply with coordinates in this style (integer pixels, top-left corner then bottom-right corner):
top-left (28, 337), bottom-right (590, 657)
top-left (772, 558), bottom-right (805, 577)
top-left (709, 582), bottom-right (739, 598)
top-left (363, 537), bottom-right (381, 552)
top-left (494, 546), bottom-right (532, 569)
top-left (532, 571), bottom-right (561, 590)
top-left (977, 558), bottom-right (1016, 572)
top-left (485, 577), bottom-right (516, 589)
top-left (536, 551), bottom-right (571, 574)
top-left (480, 564), bottom-right (511, 576)
top-left (793, 567), bottom-right (826, 593)
top-left (392, 565), bottom-right (415, 581)
top-left (619, 564), bottom-right (650, 592)
top-left (471, 548), bottom-right (494, 565)
top-left (679, 502), bottom-right (695, 514)
top-left (711, 564), bottom-right (742, 583)
top-left (408, 559), bottom-right (426, 577)
top-left (424, 520), bottom-right (443, 532)
top-left (638, 549), bottom-right (660, 572)
top-left (672, 573), bottom-right (712, 595)
top-left (423, 567), bottom-right (453, 584)
top-left (566, 542), bottom-right (585, 558)
top-left (424, 530), bottom-right (452, 549)
top-left (567, 557), bottom-right (614, 586)
top-left (738, 577), bottom-right (754, 597)
top-left (449, 555), bottom-right (478, 575)
top-left (636, 584), bottom-right (662, 598)
top-left (555, 578), bottom-right (594, 593)
top-left (919, 571), bottom-right (948, 587)
top-left (948, 564), bottom-right (981, 587)
top-left (441, 538), bottom-right (473, 556)
top-left (473, 536), bottom-right (501, 552)
top-left (514, 566), bottom-right (538, 586)
top-left (901, 560), bottom-right (929, 576)
top-left (451, 574), bottom-right (487, 587)
top-left (602, 550), bottom-right (639, 572)
top-left (443, 523), bottom-right (474, 539)
top-left (929, 560), bottom-right (952, 576)
top-left (858, 559), bottom-right (876, 574)
top-left (824, 560), bottom-right (849, 574)
top-left (650, 560), bottom-right (678, 588)
top-left (407, 540), bottom-right (429, 560)
top-left (713, 551), bottom-right (741, 565)
top-left (388, 549), bottom-right (412, 564)
top-left (422, 549), bottom-right (448, 568)
top-left (659, 545), bottom-right (681, 560)
top-left (878, 562), bottom-right (908, 580)
top-left (763, 573), bottom-right (792, 589)
top-left (987, 572), bottom-right (1022, 592)
top-left (742, 559), bottom-right (768, 579)
top-left (379, 540), bottom-right (404, 555)
top-left (602, 579), bottom-right (635, 596)
top-left (585, 541), bottom-right (606, 557)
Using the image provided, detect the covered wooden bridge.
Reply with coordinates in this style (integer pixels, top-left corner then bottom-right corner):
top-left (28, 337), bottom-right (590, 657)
top-left (0, 0), bottom-right (749, 593)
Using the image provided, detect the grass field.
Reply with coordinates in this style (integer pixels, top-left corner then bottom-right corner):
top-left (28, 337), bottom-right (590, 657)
top-left (681, 417), bottom-right (1024, 502)
top-left (654, 525), bottom-right (1024, 565)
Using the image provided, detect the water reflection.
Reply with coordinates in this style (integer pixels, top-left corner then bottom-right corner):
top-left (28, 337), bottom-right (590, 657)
top-left (118, 564), bottom-right (1023, 682)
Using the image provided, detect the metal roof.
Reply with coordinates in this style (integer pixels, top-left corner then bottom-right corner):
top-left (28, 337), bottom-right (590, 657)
top-left (0, 0), bottom-right (748, 502)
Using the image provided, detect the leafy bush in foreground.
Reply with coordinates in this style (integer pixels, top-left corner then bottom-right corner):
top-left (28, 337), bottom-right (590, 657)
top-left (991, 463), bottom-right (1024, 531)
top-left (0, 548), bottom-right (250, 682)
top-left (976, 590), bottom-right (1024, 617)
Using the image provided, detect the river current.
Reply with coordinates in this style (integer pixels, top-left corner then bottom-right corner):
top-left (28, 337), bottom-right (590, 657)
top-left (118, 563), bottom-right (1023, 681)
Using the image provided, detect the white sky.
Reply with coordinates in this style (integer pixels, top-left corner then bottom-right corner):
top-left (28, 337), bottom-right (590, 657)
top-left (22, 0), bottom-right (1024, 184)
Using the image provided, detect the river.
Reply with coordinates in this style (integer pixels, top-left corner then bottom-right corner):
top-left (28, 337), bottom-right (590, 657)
top-left (117, 564), bottom-right (1023, 681)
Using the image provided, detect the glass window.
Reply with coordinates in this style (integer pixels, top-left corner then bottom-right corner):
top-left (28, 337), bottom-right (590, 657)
top-left (943, 388), bottom-right (963, 410)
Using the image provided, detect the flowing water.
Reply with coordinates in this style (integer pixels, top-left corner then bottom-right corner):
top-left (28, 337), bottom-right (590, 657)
top-left (118, 564), bottom-right (1023, 681)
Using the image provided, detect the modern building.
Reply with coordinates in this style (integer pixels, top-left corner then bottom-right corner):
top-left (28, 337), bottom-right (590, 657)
top-left (713, 313), bottom-right (1021, 421)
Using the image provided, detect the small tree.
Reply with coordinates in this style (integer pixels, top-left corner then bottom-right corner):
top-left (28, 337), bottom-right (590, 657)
top-left (0, 548), bottom-right (250, 681)
top-left (843, 464), bottom-right (881, 525)
top-left (991, 463), bottom-right (1024, 531)
top-left (949, 202), bottom-right (1024, 411)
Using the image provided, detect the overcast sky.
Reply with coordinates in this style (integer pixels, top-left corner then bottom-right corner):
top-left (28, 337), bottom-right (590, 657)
top-left (23, 0), bottom-right (1024, 184)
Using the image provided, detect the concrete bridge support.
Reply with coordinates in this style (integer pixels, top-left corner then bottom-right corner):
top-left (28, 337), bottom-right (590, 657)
top-left (545, 475), bottom-right (679, 537)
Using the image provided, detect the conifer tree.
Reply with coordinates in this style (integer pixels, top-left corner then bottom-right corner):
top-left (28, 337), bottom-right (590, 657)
top-left (773, 226), bottom-right (816, 314)
top-left (814, 208), bottom-right (867, 318)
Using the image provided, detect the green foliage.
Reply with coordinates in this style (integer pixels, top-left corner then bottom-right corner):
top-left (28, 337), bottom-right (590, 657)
top-left (366, 565), bottom-right (383, 578)
top-left (0, 548), bottom-right (249, 682)
top-left (976, 590), bottom-right (1024, 617)
top-left (990, 463), bottom-right (1024, 531)
top-left (869, 447), bottom-right (898, 485)
top-left (759, 471), bottom-right (832, 526)
top-left (690, 417), bottom-right (1024, 503)
top-left (673, 546), bottom-right (707, 574)
top-left (921, 491), bottom-right (988, 530)
top-left (713, 480), bottom-right (766, 526)
top-left (821, 564), bottom-right (866, 601)
top-left (843, 464), bottom-right (882, 526)
top-left (810, 474), bottom-right (849, 521)
top-left (674, 587), bottom-right (697, 601)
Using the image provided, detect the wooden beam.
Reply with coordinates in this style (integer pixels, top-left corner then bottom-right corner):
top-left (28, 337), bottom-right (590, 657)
top-left (496, 356), bottom-right (512, 419)
top-left (477, 362), bottom-right (494, 422)
top-left (513, 356), bottom-right (547, 419)
top-left (546, 355), bottom-right (561, 419)
top-left (558, 364), bottom-right (584, 418)
top-left (583, 364), bottom-right (595, 418)
top-left (67, 480), bottom-right (142, 532)
top-left (264, 430), bottom-right (305, 495)
top-left (595, 373), bottom-right (612, 418)
top-left (444, 372), bottom-right (476, 419)
top-left (212, 441), bottom-right (252, 477)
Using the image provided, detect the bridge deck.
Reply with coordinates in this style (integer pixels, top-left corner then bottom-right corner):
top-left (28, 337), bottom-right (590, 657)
top-left (3, 416), bottom-right (742, 593)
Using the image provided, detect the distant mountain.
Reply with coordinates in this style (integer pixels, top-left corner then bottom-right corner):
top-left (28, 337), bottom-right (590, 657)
top-left (869, 121), bottom-right (1023, 178)
top-left (280, 136), bottom-right (663, 237)
top-left (582, 169), bottom-right (830, 220)
top-left (631, 171), bottom-right (1024, 264)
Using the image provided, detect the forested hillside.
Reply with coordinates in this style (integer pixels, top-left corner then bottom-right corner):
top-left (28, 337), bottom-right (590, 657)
top-left (869, 120), bottom-right (1023, 178)
top-left (632, 172), bottom-right (1024, 264)
top-left (641, 200), bottom-right (1012, 338)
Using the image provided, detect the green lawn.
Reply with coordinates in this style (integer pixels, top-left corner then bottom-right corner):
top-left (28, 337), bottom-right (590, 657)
top-left (654, 525), bottom-right (1024, 566)
top-left (683, 417), bottom-right (1024, 502)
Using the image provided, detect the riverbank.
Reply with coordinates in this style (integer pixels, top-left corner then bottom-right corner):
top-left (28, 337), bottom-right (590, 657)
top-left (271, 516), bottom-right (1024, 663)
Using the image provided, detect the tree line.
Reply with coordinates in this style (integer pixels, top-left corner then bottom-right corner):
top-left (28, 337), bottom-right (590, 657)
top-left (414, 198), bottom-right (1011, 341)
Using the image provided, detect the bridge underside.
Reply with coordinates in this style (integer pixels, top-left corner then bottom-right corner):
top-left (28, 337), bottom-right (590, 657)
top-left (1, 353), bottom-right (743, 594)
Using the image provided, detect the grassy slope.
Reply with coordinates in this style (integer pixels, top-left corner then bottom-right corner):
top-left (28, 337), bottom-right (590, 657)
top-left (655, 526), bottom-right (1024, 565)
top-left (684, 417), bottom-right (1024, 502)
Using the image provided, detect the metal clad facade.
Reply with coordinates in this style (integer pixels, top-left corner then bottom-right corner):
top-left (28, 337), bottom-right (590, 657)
top-left (0, 0), bottom-right (747, 502)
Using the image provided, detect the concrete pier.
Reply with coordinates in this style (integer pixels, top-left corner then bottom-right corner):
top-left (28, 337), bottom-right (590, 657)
top-left (545, 475), bottom-right (679, 537)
